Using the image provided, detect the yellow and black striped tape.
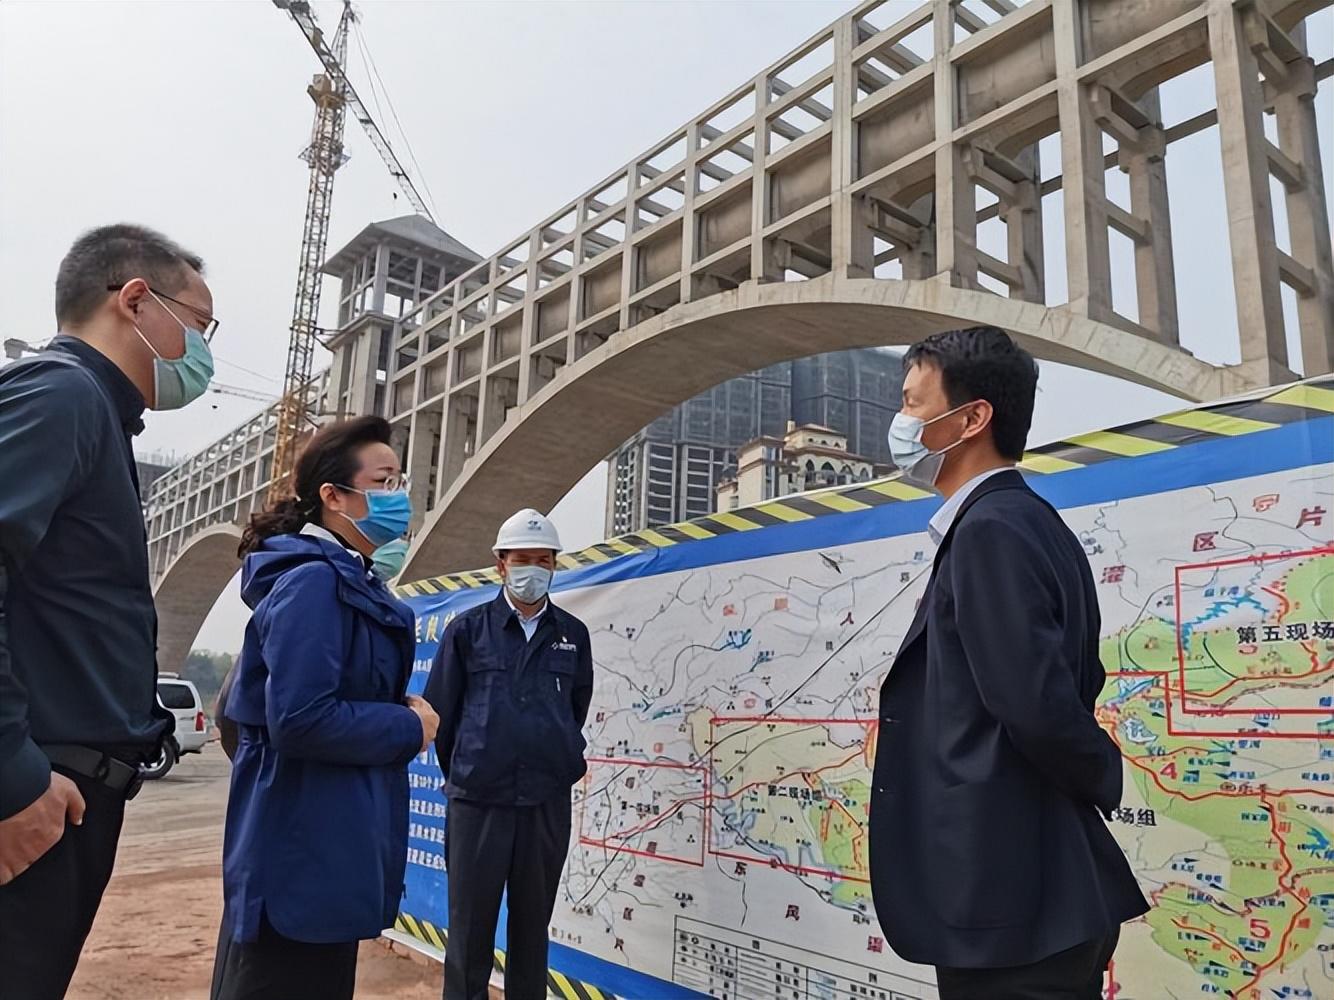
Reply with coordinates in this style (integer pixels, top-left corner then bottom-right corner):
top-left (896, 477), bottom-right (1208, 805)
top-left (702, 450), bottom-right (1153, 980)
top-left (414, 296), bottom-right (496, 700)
top-left (395, 377), bottom-right (1334, 597)
top-left (392, 913), bottom-right (616, 1000)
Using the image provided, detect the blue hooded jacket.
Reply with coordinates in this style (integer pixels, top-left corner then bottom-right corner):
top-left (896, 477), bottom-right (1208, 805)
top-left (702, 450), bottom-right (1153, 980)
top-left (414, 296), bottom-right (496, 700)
top-left (221, 531), bottom-right (422, 945)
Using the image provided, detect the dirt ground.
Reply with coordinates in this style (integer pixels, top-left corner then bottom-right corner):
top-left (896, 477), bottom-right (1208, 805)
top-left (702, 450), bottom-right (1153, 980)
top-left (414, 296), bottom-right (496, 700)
top-left (67, 742), bottom-right (441, 1000)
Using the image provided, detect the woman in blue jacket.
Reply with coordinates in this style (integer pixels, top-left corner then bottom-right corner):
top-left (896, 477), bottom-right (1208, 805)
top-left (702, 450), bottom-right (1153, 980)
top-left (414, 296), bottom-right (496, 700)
top-left (211, 416), bottom-right (438, 1000)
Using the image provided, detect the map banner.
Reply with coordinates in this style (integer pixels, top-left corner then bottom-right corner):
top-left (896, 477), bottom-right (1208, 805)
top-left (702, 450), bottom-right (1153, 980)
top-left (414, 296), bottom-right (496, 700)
top-left (396, 379), bottom-right (1334, 1000)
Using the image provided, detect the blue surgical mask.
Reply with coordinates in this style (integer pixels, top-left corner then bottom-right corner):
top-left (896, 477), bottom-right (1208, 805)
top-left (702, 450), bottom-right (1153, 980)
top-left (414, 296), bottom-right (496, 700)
top-left (370, 538), bottom-right (409, 582)
top-left (505, 565), bottom-right (553, 604)
top-left (888, 402), bottom-right (973, 491)
top-left (338, 486), bottom-right (413, 547)
top-left (134, 292), bottom-right (214, 410)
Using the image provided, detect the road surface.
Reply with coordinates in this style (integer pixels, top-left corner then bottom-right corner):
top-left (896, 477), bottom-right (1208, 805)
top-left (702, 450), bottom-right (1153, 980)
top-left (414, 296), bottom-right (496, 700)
top-left (67, 742), bottom-right (440, 1000)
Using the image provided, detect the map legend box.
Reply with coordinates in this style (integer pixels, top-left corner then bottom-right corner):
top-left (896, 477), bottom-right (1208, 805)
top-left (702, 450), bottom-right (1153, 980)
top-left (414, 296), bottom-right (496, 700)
top-left (672, 917), bottom-right (936, 1000)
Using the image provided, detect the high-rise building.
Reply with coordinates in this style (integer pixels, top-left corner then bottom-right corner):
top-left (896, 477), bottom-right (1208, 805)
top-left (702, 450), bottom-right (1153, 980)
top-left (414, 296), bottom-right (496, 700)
top-left (606, 364), bottom-right (792, 536)
top-left (792, 348), bottom-right (903, 466)
top-left (605, 348), bottom-right (903, 536)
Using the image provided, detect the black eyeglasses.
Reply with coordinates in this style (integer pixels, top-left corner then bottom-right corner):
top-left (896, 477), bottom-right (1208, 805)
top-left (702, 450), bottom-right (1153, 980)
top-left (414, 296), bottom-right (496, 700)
top-left (108, 283), bottom-right (220, 342)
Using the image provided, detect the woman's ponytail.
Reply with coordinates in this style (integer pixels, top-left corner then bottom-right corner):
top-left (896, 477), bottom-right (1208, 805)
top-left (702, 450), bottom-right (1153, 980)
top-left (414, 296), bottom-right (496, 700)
top-left (237, 496), bottom-right (315, 557)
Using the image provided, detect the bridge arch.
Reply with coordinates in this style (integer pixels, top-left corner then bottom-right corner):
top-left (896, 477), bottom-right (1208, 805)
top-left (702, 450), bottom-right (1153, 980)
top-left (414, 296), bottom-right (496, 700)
top-left (402, 275), bottom-right (1248, 578)
top-left (153, 524), bottom-right (243, 674)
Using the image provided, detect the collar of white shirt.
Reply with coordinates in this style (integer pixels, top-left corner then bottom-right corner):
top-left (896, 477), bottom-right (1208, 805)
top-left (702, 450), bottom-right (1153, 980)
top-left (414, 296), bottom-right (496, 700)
top-left (300, 522), bottom-right (374, 578)
top-left (300, 522), bottom-right (341, 545)
top-left (926, 466), bottom-right (1014, 546)
top-left (504, 587), bottom-right (548, 625)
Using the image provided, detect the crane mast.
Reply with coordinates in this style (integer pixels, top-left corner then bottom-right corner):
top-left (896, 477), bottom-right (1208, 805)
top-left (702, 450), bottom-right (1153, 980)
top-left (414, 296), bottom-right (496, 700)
top-left (269, 0), bottom-right (437, 501)
top-left (268, 0), bottom-right (353, 502)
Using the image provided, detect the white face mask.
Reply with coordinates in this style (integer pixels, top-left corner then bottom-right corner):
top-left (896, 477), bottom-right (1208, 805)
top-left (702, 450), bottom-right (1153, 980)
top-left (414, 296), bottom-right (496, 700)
top-left (887, 402), bottom-right (974, 491)
top-left (505, 564), bottom-right (553, 604)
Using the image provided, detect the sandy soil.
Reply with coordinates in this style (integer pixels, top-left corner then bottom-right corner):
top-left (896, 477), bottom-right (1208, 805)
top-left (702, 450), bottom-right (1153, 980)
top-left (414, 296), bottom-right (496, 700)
top-left (66, 742), bottom-right (441, 1000)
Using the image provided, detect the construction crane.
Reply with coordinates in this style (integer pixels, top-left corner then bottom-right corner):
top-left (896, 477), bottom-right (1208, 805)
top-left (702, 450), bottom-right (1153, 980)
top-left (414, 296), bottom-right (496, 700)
top-left (268, 0), bottom-right (436, 502)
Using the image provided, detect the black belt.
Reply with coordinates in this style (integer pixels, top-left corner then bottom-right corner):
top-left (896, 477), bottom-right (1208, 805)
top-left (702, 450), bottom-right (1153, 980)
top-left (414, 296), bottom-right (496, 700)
top-left (41, 744), bottom-right (145, 801)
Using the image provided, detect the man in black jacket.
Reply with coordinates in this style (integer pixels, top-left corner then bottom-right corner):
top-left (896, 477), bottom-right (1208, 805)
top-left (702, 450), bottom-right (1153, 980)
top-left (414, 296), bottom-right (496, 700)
top-left (869, 327), bottom-right (1148, 998)
top-left (0, 225), bottom-right (216, 998)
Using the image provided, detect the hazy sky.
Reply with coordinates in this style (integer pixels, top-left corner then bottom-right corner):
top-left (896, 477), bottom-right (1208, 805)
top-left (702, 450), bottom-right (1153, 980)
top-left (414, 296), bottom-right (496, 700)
top-left (2, 1), bottom-right (1329, 653)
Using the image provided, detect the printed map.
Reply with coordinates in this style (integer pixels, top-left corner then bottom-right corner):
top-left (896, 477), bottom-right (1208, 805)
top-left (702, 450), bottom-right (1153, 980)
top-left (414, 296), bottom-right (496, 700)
top-left (547, 465), bottom-right (1333, 999)
top-left (1093, 475), bottom-right (1334, 999)
top-left (399, 453), bottom-right (1333, 1000)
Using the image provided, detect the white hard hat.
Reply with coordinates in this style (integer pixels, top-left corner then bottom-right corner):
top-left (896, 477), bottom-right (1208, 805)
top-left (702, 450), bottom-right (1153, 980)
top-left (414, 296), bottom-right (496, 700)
top-left (493, 508), bottom-right (562, 554)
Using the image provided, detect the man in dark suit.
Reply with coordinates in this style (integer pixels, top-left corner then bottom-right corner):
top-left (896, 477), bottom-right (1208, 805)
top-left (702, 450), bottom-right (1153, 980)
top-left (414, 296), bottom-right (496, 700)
top-left (869, 327), bottom-right (1148, 999)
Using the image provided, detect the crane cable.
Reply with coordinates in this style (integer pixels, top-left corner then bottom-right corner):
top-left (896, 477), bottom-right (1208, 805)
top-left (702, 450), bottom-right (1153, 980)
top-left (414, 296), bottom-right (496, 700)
top-left (214, 355), bottom-right (282, 386)
top-left (351, 22), bottom-right (390, 165)
top-left (353, 22), bottom-right (440, 220)
top-left (350, 18), bottom-right (441, 221)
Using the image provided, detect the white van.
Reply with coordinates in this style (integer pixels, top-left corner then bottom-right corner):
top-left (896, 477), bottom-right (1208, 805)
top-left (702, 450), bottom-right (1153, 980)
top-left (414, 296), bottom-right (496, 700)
top-left (143, 674), bottom-right (209, 779)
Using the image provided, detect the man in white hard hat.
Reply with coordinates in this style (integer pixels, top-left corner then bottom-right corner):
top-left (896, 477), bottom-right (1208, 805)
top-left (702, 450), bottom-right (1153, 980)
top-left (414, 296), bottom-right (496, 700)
top-left (424, 508), bottom-right (594, 1000)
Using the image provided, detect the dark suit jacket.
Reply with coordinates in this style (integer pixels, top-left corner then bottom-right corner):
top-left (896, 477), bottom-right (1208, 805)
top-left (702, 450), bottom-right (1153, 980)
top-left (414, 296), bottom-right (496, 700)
top-left (868, 470), bottom-right (1148, 969)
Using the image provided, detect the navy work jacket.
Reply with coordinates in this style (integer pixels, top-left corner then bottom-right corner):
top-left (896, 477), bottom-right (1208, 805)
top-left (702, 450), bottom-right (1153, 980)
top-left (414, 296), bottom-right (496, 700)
top-left (868, 471), bottom-right (1148, 969)
top-left (425, 592), bottom-right (594, 806)
top-left (221, 532), bottom-right (422, 945)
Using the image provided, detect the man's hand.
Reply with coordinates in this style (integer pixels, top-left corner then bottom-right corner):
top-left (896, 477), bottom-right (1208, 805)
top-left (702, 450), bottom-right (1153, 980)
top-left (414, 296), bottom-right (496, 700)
top-left (406, 695), bottom-right (440, 753)
top-left (0, 772), bottom-right (84, 884)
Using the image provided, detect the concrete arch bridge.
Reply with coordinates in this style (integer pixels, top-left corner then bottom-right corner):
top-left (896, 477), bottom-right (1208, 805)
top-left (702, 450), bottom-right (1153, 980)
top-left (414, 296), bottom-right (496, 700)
top-left (150, 0), bottom-right (1333, 668)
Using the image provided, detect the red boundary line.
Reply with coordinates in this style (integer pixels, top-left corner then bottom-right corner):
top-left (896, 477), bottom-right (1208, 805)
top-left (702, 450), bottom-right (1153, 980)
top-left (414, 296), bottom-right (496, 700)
top-left (584, 755), bottom-right (704, 770)
top-left (1107, 669), bottom-right (1330, 740)
top-left (1171, 547), bottom-right (1334, 734)
top-left (577, 757), bottom-right (708, 867)
top-left (707, 716), bottom-right (877, 724)
top-left (709, 847), bottom-right (871, 884)
top-left (1174, 544), bottom-right (1334, 574)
